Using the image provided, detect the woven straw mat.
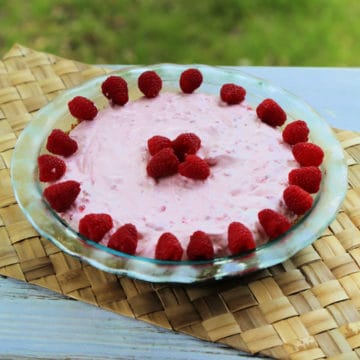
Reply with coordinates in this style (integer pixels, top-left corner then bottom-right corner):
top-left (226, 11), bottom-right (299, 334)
top-left (1, 44), bottom-right (360, 360)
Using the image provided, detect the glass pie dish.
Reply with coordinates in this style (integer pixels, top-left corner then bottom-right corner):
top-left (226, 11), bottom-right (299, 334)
top-left (11, 64), bottom-right (347, 283)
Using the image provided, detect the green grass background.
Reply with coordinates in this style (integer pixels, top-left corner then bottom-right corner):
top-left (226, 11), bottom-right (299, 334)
top-left (1, 0), bottom-right (359, 66)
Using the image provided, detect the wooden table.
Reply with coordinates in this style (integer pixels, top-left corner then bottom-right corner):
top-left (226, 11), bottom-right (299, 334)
top-left (1, 66), bottom-right (359, 359)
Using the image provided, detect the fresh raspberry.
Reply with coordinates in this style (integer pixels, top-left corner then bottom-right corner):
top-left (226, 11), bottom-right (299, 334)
top-left (178, 154), bottom-right (210, 180)
top-left (282, 120), bottom-right (310, 145)
top-left (187, 231), bottom-right (214, 260)
top-left (220, 83), bottom-right (246, 105)
top-left (227, 222), bottom-right (256, 255)
top-left (258, 209), bottom-right (291, 240)
top-left (68, 96), bottom-right (98, 121)
top-left (46, 129), bottom-right (78, 157)
top-left (179, 68), bottom-right (203, 93)
top-left (79, 213), bottom-right (113, 242)
top-left (256, 98), bottom-right (287, 127)
top-left (108, 223), bottom-right (138, 254)
top-left (292, 142), bottom-right (324, 166)
top-left (147, 135), bottom-right (172, 156)
top-left (283, 185), bottom-right (313, 215)
top-left (288, 166), bottom-right (322, 193)
top-left (155, 232), bottom-right (183, 261)
top-left (172, 132), bottom-right (201, 160)
top-left (138, 70), bottom-right (162, 98)
top-left (146, 147), bottom-right (179, 179)
top-left (38, 154), bottom-right (66, 182)
top-left (43, 180), bottom-right (81, 212)
top-left (101, 75), bottom-right (129, 105)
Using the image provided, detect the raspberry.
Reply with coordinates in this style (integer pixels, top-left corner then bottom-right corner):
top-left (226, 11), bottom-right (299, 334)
top-left (178, 154), bottom-right (210, 180)
top-left (101, 75), bottom-right (129, 105)
top-left (187, 231), bottom-right (214, 260)
top-left (288, 166), bottom-right (322, 193)
top-left (172, 132), bottom-right (201, 160)
top-left (256, 98), bottom-right (287, 127)
top-left (282, 120), bottom-right (310, 145)
top-left (292, 142), bottom-right (324, 166)
top-left (43, 180), bottom-right (81, 212)
top-left (227, 222), bottom-right (256, 255)
top-left (155, 232), bottom-right (183, 261)
top-left (38, 154), bottom-right (66, 182)
top-left (147, 135), bottom-right (172, 156)
top-left (283, 185), bottom-right (313, 215)
top-left (146, 147), bottom-right (179, 179)
top-left (46, 129), bottom-right (78, 157)
top-left (108, 223), bottom-right (138, 255)
top-left (79, 213), bottom-right (113, 242)
top-left (68, 96), bottom-right (98, 121)
top-left (138, 70), bottom-right (162, 98)
top-left (179, 68), bottom-right (203, 93)
top-left (258, 209), bottom-right (291, 240)
top-left (220, 83), bottom-right (246, 105)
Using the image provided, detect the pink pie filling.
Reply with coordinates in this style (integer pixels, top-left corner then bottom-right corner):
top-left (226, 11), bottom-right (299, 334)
top-left (59, 92), bottom-right (298, 259)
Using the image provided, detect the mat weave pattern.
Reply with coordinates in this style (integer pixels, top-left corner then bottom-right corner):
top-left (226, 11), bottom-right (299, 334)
top-left (1, 44), bottom-right (360, 359)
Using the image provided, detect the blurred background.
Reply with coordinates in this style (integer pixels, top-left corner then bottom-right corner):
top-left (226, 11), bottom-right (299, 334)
top-left (0, 0), bottom-right (359, 66)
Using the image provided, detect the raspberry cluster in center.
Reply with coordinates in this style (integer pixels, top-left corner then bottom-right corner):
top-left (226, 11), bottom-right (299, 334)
top-left (146, 133), bottom-right (210, 181)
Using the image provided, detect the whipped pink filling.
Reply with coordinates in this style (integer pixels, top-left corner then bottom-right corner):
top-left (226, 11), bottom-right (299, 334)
top-left (59, 92), bottom-right (298, 259)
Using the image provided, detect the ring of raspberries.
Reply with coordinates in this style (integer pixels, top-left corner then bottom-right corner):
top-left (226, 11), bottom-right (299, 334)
top-left (39, 68), bottom-right (324, 262)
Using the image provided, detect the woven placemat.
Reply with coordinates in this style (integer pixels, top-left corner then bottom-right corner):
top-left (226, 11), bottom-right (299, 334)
top-left (1, 44), bottom-right (360, 359)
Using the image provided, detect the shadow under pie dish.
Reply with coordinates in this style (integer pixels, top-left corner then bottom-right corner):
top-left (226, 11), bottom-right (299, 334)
top-left (11, 64), bottom-right (347, 283)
